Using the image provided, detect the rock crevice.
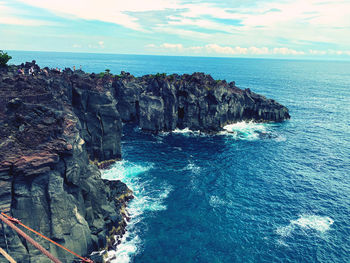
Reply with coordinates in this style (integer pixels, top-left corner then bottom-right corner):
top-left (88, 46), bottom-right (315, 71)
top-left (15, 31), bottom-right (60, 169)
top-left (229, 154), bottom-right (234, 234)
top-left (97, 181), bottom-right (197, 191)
top-left (0, 62), bottom-right (290, 262)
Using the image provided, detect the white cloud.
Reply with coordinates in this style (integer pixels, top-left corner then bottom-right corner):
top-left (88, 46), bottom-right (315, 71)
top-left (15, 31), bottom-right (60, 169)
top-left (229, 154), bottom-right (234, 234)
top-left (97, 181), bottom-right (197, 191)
top-left (309, 49), bottom-right (327, 55)
top-left (249, 47), bottom-right (269, 55)
top-left (146, 44), bottom-right (156, 48)
top-left (2, 0), bottom-right (350, 54)
top-left (205, 44), bottom-right (247, 55)
top-left (326, 49), bottom-right (350, 56)
top-left (148, 43), bottom-right (350, 57)
top-left (273, 47), bottom-right (305, 55)
top-left (166, 15), bottom-right (239, 34)
top-left (86, 41), bottom-right (106, 49)
top-left (98, 41), bottom-right (104, 48)
top-left (15, 0), bottom-right (180, 31)
top-left (160, 43), bottom-right (183, 50)
top-left (0, 2), bottom-right (56, 26)
top-left (159, 0), bottom-right (350, 50)
top-left (154, 25), bottom-right (212, 39)
top-left (147, 43), bottom-right (308, 56)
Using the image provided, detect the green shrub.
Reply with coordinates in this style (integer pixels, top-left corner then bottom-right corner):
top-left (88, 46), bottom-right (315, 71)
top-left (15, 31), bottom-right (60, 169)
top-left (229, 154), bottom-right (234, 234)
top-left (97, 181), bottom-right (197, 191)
top-left (155, 73), bottom-right (166, 78)
top-left (0, 50), bottom-right (12, 67)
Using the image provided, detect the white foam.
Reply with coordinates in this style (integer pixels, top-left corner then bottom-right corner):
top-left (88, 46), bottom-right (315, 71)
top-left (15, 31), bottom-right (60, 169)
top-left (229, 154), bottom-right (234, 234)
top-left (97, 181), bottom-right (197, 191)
top-left (209, 195), bottom-right (227, 208)
top-left (276, 214), bottom-right (334, 238)
top-left (291, 215), bottom-right (334, 232)
top-left (172, 127), bottom-right (202, 136)
top-left (173, 127), bottom-right (193, 134)
top-left (102, 160), bottom-right (152, 182)
top-left (186, 162), bottom-right (201, 174)
top-left (106, 231), bottom-right (140, 263)
top-left (101, 161), bottom-right (172, 262)
top-left (221, 121), bottom-right (268, 141)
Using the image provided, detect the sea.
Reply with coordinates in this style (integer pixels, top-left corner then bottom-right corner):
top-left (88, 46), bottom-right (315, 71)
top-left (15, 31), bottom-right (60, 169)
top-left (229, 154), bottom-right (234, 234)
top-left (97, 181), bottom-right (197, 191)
top-left (9, 51), bottom-right (350, 263)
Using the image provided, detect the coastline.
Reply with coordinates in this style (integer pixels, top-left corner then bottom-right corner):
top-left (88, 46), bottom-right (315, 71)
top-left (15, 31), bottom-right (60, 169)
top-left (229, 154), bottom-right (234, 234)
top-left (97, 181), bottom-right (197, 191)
top-left (0, 61), bottom-right (289, 262)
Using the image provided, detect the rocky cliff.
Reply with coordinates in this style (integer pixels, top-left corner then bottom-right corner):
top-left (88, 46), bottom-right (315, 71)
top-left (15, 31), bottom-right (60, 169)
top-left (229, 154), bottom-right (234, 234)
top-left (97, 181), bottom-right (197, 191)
top-left (0, 63), bottom-right (131, 263)
top-left (114, 72), bottom-right (290, 132)
top-left (0, 62), bottom-right (289, 262)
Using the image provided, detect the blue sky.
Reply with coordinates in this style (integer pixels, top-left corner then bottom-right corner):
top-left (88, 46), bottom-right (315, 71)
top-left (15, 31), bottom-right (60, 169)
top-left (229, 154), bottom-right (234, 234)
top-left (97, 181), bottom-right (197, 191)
top-left (1, 0), bottom-right (350, 59)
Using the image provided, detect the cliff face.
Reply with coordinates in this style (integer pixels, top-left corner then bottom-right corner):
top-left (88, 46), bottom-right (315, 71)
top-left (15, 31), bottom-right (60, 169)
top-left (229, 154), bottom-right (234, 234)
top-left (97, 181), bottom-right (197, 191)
top-left (0, 65), bottom-right (131, 263)
top-left (114, 72), bottom-right (290, 132)
top-left (0, 62), bottom-right (290, 262)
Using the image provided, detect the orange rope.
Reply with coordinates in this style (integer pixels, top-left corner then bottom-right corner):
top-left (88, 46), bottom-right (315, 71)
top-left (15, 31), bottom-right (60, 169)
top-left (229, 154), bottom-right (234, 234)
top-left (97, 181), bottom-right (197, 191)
top-left (1, 212), bottom-right (93, 263)
top-left (0, 247), bottom-right (17, 263)
top-left (0, 213), bottom-right (62, 263)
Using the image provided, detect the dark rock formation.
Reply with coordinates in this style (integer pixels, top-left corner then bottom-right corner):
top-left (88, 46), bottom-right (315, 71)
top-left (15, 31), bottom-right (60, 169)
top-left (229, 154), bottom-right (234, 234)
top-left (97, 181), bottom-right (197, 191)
top-left (114, 72), bottom-right (290, 132)
top-left (0, 62), bottom-right (289, 262)
top-left (70, 73), bottom-right (122, 163)
top-left (0, 65), bottom-right (131, 263)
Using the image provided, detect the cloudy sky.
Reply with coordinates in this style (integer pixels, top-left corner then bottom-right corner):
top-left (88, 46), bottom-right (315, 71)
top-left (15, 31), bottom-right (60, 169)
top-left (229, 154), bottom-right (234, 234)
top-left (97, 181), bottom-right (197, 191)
top-left (1, 0), bottom-right (350, 59)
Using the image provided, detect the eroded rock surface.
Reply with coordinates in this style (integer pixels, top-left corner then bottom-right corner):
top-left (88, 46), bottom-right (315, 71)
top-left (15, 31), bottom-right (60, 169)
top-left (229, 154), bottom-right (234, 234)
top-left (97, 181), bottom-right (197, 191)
top-left (0, 64), bottom-right (131, 263)
top-left (0, 62), bottom-right (290, 262)
top-left (113, 72), bottom-right (290, 132)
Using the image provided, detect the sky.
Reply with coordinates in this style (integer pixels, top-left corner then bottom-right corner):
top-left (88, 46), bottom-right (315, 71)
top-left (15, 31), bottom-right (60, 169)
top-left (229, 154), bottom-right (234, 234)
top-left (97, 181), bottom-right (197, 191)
top-left (0, 0), bottom-right (350, 59)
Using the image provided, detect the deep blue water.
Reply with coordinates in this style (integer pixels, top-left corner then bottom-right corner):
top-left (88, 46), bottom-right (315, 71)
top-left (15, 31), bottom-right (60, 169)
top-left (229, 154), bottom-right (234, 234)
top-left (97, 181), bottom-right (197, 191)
top-left (10, 51), bottom-right (350, 262)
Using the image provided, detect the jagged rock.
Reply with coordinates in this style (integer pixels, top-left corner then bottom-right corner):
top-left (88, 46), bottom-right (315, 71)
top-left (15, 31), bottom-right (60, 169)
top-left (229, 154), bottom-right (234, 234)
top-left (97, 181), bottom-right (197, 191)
top-left (0, 62), bottom-right (290, 262)
top-left (0, 65), bottom-right (131, 263)
top-left (114, 72), bottom-right (290, 132)
top-left (71, 76), bottom-right (122, 162)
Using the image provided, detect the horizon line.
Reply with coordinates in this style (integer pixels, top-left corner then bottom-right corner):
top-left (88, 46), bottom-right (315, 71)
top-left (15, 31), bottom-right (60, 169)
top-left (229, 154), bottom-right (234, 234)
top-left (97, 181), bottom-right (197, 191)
top-left (5, 49), bottom-right (350, 63)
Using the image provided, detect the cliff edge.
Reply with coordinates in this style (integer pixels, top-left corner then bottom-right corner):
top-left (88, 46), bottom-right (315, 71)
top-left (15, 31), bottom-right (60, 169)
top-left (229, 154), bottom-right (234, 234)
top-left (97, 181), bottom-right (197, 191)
top-left (0, 61), bottom-right (290, 262)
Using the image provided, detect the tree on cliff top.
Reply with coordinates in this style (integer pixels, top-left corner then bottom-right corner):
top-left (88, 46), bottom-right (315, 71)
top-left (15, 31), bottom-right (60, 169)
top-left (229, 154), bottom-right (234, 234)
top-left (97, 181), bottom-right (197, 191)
top-left (0, 50), bottom-right (12, 67)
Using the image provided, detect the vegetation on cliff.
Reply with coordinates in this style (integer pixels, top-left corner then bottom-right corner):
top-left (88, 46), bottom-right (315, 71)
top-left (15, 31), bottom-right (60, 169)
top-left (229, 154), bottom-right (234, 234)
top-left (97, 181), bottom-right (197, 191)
top-left (0, 50), bottom-right (12, 67)
top-left (0, 60), bottom-right (290, 262)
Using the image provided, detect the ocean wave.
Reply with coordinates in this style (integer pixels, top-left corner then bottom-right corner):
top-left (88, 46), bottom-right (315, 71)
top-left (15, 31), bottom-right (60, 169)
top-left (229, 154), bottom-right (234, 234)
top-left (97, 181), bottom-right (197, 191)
top-left (220, 121), bottom-right (283, 141)
top-left (102, 160), bottom-right (152, 181)
top-left (171, 127), bottom-right (204, 137)
top-left (209, 195), bottom-right (227, 208)
top-left (173, 127), bottom-right (198, 134)
top-left (276, 214), bottom-right (334, 238)
top-left (106, 231), bottom-right (140, 263)
top-left (186, 161), bottom-right (201, 174)
top-left (102, 161), bottom-right (172, 263)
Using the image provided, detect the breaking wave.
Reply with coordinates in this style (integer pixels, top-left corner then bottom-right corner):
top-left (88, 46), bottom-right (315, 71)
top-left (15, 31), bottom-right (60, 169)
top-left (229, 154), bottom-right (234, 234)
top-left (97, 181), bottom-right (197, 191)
top-left (102, 161), bottom-right (172, 263)
top-left (220, 121), bottom-right (283, 141)
top-left (276, 214), bottom-right (334, 238)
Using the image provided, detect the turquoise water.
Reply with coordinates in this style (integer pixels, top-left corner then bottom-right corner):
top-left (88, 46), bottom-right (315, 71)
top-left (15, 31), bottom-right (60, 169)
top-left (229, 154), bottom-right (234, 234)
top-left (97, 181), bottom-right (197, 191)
top-left (10, 51), bottom-right (350, 262)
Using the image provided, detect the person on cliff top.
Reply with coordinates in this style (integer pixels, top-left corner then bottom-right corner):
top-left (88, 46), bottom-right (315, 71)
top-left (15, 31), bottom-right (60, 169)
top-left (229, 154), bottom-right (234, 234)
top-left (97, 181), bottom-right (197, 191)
top-left (29, 66), bottom-right (34, 76)
top-left (42, 68), bottom-right (49, 76)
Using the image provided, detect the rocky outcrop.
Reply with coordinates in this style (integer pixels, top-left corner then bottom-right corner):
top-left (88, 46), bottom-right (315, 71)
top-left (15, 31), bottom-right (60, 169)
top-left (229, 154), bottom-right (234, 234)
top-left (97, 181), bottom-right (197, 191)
top-left (70, 73), bottom-right (122, 164)
top-left (0, 62), bottom-right (290, 262)
top-left (113, 72), bottom-right (290, 132)
top-left (0, 65), bottom-right (131, 263)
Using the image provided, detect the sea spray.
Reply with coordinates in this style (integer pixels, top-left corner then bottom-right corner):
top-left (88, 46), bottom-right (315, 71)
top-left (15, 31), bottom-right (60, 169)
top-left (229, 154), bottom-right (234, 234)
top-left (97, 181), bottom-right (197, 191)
top-left (102, 161), bottom-right (172, 263)
top-left (276, 214), bottom-right (334, 238)
top-left (220, 121), bottom-right (284, 141)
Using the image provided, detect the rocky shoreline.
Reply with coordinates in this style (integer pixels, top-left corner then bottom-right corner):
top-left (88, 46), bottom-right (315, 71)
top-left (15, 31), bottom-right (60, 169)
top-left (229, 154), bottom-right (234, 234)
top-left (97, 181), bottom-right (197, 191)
top-left (0, 61), bottom-right (289, 262)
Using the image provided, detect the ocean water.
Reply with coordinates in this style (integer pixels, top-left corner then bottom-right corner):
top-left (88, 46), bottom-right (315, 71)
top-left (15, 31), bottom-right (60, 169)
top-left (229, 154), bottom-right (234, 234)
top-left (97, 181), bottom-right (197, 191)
top-left (9, 51), bottom-right (350, 262)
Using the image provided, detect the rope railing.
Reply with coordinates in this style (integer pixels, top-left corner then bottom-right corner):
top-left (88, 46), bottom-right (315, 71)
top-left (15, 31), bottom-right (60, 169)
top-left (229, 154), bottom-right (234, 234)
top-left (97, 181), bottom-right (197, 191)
top-left (0, 247), bottom-right (16, 263)
top-left (0, 212), bottom-right (94, 263)
top-left (0, 213), bottom-right (62, 263)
